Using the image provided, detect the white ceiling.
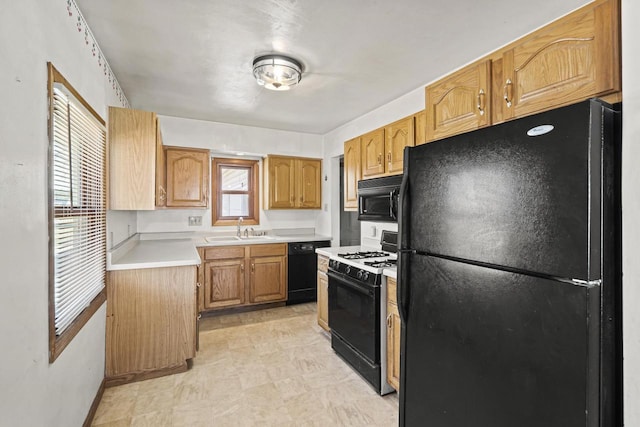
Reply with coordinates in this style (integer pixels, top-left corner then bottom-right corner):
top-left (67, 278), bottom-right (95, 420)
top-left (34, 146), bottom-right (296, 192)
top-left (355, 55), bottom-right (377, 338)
top-left (76, 0), bottom-right (589, 134)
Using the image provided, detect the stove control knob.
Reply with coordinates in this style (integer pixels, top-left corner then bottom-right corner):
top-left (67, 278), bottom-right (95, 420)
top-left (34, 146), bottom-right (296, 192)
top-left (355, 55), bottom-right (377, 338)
top-left (357, 270), bottom-right (363, 280)
top-left (345, 266), bottom-right (351, 274)
top-left (329, 260), bottom-right (336, 269)
top-left (362, 272), bottom-right (370, 282)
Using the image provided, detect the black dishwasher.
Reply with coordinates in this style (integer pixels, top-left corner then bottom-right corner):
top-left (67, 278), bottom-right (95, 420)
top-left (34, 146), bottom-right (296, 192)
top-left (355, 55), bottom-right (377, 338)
top-left (287, 240), bottom-right (331, 305)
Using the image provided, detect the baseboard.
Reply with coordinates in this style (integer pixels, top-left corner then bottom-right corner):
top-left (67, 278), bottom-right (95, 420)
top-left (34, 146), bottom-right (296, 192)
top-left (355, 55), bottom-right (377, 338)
top-left (83, 377), bottom-right (105, 427)
top-left (105, 361), bottom-right (189, 388)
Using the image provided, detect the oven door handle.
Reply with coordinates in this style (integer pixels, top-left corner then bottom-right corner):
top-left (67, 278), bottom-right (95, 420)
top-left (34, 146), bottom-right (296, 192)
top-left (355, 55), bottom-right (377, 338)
top-left (327, 271), bottom-right (375, 297)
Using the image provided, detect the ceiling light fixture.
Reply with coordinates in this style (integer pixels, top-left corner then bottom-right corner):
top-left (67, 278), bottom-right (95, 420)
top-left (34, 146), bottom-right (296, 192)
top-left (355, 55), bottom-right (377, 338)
top-left (252, 54), bottom-right (302, 91)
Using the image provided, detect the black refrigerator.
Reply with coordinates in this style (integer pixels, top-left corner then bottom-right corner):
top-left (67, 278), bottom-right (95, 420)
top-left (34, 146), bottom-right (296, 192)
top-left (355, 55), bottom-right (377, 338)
top-left (397, 99), bottom-right (621, 427)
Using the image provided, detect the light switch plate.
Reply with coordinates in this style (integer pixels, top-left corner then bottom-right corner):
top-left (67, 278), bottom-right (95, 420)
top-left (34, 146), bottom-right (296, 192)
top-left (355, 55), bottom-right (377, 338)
top-left (188, 216), bottom-right (202, 226)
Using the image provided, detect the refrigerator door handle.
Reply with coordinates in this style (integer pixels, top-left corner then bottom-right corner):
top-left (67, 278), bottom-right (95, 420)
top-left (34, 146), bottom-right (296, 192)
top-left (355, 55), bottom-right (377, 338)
top-left (397, 158), bottom-right (410, 323)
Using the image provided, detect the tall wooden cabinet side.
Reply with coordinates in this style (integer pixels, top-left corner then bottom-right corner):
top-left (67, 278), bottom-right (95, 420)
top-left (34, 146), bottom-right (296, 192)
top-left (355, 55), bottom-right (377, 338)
top-left (108, 107), bottom-right (158, 210)
top-left (106, 266), bottom-right (197, 382)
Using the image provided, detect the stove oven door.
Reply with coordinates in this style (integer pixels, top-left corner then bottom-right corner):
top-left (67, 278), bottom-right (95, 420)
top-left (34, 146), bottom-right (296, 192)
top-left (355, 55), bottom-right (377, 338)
top-left (327, 270), bottom-right (380, 364)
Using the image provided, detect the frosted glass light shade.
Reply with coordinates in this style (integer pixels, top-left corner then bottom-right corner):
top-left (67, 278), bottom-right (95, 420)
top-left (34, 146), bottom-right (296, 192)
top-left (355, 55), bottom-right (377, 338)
top-left (252, 55), bottom-right (302, 91)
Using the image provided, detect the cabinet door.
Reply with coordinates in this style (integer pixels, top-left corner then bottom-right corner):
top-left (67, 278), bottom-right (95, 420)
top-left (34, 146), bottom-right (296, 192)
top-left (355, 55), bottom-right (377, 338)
top-left (500, 0), bottom-right (619, 121)
top-left (425, 60), bottom-right (491, 142)
top-left (317, 271), bottom-right (329, 332)
top-left (343, 137), bottom-right (361, 211)
top-left (155, 120), bottom-right (166, 207)
top-left (108, 107), bottom-right (158, 210)
top-left (386, 278), bottom-right (400, 391)
top-left (267, 157), bottom-right (296, 208)
top-left (203, 259), bottom-right (245, 309)
top-left (361, 128), bottom-right (385, 178)
top-left (385, 116), bottom-right (415, 175)
top-left (414, 110), bottom-right (427, 146)
top-left (250, 255), bottom-right (287, 303)
top-left (166, 148), bottom-right (209, 207)
top-left (296, 159), bottom-right (322, 208)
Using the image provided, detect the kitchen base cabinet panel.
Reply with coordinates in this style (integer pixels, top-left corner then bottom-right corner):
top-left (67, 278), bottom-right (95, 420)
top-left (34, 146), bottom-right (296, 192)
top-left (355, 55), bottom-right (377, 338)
top-left (204, 259), bottom-right (245, 309)
top-left (199, 243), bottom-right (288, 313)
top-left (386, 277), bottom-right (400, 391)
top-left (106, 266), bottom-right (197, 385)
top-left (317, 254), bottom-right (330, 332)
top-left (250, 255), bottom-right (287, 303)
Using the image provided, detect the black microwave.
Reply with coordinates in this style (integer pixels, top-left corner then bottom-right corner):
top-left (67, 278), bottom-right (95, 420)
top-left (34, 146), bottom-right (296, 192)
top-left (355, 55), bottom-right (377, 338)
top-left (357, 174), bottom-right (402, 222)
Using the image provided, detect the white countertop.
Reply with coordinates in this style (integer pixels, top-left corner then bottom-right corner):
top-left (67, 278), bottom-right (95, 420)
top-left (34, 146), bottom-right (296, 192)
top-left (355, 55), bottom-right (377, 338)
top-left (107, 237), bottom-right (201, 271)
top-left (383, 268), bottom-right (397, 279)
top-left (108, 230), bottom-right (332, 271)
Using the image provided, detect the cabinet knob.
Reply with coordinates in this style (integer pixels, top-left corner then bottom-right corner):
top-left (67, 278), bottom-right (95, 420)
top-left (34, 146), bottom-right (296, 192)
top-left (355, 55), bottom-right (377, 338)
top-left (387, 314), bottom-right (392, 328)
top-left (377, 154), bottom-right (382, 165)
top-left (251, 264), bottom-right (255, 273)
top-left (387, 152), bottom-right (391, 164)
top-left (196, 282), bottom-right (201, 288)
top-left (240, 264), bottom-right (245, 272)
top-left (504, 79), bottom-right (513, 108)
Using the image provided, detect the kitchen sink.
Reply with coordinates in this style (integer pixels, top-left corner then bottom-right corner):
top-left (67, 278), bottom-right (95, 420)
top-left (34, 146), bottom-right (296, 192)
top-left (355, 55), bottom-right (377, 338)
top-left (236, 235), bottom-right (274, 240)
top-left (204, 235), bottom-right (274, 243)
top-left (204, 236), bottom-right (238, 243)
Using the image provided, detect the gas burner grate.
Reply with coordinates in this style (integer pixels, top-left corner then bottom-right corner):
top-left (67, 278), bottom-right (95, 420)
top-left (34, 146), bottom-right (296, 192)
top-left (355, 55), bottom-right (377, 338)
top-left (363, 259), bottom-right (397, 268)
top-left (337, 251), bottom-right (389, 260)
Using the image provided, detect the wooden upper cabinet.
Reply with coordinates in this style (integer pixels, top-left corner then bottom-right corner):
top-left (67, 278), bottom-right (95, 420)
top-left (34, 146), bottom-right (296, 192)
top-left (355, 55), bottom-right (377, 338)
top-left (108, 107), bottom-right (162, 210)
top-left (361, 128), bottom-right (386, 178)
top-left (385, 116), bottom-right (415, 175)
top-left (414, 110), bottom-right (427, 146)
top-left (499, 0), bottom-right (620, 121)
top-left (263, 155), bottom-right (321, 209)
top-left (266, 156), bottom-right (296, 209)
top-left (165, 147), bottom-right (210, 208)
top-left (425, 60), bottom-right (491, 142)
top-left (343, 137), bottom-right (361, 211)
top-left (297, 158), bottom-right (322, 208)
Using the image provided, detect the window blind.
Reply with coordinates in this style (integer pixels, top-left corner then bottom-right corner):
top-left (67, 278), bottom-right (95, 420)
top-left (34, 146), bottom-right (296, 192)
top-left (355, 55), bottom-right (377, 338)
top-left (51, 84), bottom-right (106, 336)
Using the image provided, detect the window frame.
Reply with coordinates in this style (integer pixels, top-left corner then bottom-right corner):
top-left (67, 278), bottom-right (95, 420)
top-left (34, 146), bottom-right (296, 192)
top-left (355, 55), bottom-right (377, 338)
top-left (211, 157), bottom-right (260, 226)
top-left (47, 63), bottom-right (106, 363)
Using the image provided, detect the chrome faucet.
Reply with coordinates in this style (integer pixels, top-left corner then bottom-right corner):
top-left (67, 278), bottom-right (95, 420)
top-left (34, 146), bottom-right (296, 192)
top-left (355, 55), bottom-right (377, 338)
top-left (237, 217), bottom-right (243, 238)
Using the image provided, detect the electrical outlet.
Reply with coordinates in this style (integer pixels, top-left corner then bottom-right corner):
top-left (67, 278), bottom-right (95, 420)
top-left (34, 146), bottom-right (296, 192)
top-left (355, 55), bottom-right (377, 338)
top-left (188, 216), bottom-right (202, 226)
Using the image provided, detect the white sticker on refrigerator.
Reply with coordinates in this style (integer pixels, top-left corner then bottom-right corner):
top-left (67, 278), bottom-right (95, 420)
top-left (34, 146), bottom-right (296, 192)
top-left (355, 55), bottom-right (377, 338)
top-left (527, 124), bottom-right (554, 137)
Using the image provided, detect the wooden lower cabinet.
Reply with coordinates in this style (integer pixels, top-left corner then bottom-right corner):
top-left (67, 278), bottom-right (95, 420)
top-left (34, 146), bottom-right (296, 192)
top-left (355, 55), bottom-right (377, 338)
top-left (317, 255), bottom-right (330, 331)
top-left (250, 255), bottom-right (287, 303)
top-left (106, 265), bottom-right (197, 385)
top-left (203, 258), bottom-right (245, 309)
top-left (199, 243), bottom-right (287, 311)
top-left (386, 277), bottom-right (400, 391)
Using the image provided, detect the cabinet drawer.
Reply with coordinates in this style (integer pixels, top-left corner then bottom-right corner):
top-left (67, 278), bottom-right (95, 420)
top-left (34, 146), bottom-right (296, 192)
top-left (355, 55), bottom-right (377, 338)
top-left (204, 246), bottom-right (245, 260)
top-left (317, 255), bottom-right (329, 273)
top-left (249, 243), bottom-right (287, 258)
top-left (387, 277), bottom-right (397, 305)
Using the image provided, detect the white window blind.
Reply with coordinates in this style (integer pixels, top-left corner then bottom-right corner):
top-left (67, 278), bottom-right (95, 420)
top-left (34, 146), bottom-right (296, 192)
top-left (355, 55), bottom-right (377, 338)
top-left (50, 83), bottom-right (106, 336)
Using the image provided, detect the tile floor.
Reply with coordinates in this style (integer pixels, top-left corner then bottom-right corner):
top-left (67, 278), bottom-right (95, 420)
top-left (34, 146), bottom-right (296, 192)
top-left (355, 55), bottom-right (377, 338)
top-left (92, 303), bottom-right (399, 426)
